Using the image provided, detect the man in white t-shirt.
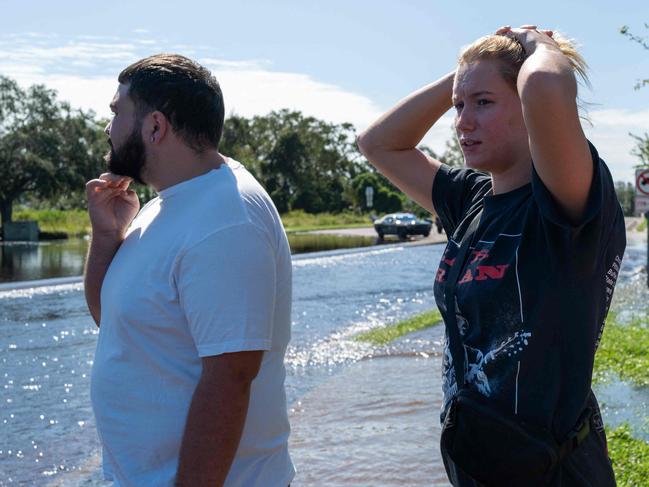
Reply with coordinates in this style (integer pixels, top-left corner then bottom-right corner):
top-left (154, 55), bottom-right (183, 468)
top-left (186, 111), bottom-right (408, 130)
top-left (84, 54), bottom-right (295, 487)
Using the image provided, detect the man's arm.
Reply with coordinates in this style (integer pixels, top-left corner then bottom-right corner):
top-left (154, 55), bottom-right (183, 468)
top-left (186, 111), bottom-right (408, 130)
top-left (175, 351), bottom-right (263, 487)
top-left (84, 234), bottom-right (122, 325)
top-left (84, 174), bottom-right (139, 326)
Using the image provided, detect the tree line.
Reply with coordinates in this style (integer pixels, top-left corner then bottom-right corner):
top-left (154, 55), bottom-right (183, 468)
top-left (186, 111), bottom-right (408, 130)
top-left (0, 76), bottom-right (106, 225)
top-left (0, 75), bottom-right (463, 228)
top-left (1, 54), bottom-right (647, 230)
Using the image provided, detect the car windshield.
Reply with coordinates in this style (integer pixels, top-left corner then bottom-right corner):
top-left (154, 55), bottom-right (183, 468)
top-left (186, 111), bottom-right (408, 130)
top-left (396, 215), bottom-right (416, 221)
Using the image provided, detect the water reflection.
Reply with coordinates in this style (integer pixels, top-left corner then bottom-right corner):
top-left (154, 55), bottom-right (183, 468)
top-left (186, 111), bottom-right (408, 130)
top-left (0, 241), bottom-right (89, 283)
top-left (0, 244), bottom-right (444, 486)
top-left (0, 235), bottom-right (381, 283)
top-left (0, 235), bottom-right (645, 485)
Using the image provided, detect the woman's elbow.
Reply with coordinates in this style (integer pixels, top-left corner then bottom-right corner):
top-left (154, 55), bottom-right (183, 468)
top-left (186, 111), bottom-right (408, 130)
top-left (356, 131), bottom-right (370, 156)
top-left (356, 130), bottom-right (380, 158)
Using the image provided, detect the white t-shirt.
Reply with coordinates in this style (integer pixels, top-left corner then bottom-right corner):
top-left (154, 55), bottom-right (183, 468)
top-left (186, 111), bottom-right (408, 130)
top-left (90, 159), bottom-right (295, 487)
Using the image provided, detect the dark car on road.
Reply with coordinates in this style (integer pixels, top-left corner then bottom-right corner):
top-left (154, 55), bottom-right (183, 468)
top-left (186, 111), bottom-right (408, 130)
top-left (373, 213), bottom-right (432, 240)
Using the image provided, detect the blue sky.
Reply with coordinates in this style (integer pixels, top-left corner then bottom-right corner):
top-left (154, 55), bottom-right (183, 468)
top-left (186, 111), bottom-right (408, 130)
top-left (2, 0), bottom-right (648, 182)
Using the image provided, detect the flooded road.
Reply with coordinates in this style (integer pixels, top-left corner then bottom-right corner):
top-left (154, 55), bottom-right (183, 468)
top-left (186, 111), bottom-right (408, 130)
top-left (0, 236), bottom-right (647, 486)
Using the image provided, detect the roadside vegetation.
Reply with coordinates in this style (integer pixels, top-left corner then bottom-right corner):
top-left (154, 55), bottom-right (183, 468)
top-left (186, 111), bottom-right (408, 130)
top-left (288, 233), bottom-right (374, 253)
top-left (354, 305), bottom-right (649, 486)
top-left (594, 312), bottom-right (649, 387)
top-left (354, 309), bottom-right (442, 345)
top-left (14, 208), bottom-right (91, 237)
top-left (607, 423), bottom-right (649, 486)
top-left (282, 210), bottom-right (372, 232)
top-left (0, 74), bottom-right (468, 239)
top-left (13, 208), bottom-right (376, 238)
top-left (594, 309), bottom-right (649, 485)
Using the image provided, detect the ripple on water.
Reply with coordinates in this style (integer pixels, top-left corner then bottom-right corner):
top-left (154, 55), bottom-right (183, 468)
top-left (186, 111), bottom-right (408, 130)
top-left (598, 241), bottom-right (649, 441)
top-left (0, 241), bottom-right (646, 485)
top-left (0, 282), bottom-right (84, 301)
top-left (291, 245), bottom-right (405, 268)
top-left (289, 355), bottom-right (449, 486)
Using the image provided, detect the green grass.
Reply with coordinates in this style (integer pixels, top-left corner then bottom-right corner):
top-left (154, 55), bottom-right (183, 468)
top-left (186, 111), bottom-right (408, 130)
top-left (352, 307), bottom-right (649, 485)
top-left (11, 208), bottom-right (374, 235)
top-left (594, 311), bottom-right (649, 485)
top-left (594, 312), bottom-right (649, 386)
top-left (13, 208), bottom-right (91, 237)
top-left (353, 306), bottom-right (649, 484)
top-left (281, 210), bottom-right (372, 232)
top-left (354, 309), bottom-right (443, 345)
top-left (288, 233), bottom-right (375, 254)
top-left (607, 423), bottom-right (649, 486)
top-left (8, 208), bottom-right (373, 238)
top-left (637, 218), bottom-right (647, 232)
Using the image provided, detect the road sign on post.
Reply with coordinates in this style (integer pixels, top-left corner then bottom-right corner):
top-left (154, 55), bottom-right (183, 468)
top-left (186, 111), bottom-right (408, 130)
top-left (637, 169), bottom-right (649, 195)
top-left (635, 168), bottom-right (649, 216)
top-left (365, 186), bottom-right (374, 209)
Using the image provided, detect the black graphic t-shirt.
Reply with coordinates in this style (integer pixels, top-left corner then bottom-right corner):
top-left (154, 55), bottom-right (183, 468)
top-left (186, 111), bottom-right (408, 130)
top-left (432, 142), bottom-right (625, 446)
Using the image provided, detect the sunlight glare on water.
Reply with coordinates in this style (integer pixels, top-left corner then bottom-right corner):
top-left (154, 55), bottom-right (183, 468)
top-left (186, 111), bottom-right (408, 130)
top-left (0, 239), bottom-right (647, 486)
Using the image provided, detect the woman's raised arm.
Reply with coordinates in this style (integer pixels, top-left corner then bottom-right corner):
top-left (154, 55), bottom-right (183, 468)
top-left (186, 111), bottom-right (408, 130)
top-left (504, 26), bottom-right (593, 223)
top-left (356, 71), bottom-right (455, 213)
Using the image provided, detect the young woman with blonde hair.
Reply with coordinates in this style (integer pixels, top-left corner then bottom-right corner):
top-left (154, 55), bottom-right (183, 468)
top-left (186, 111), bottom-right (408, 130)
top-left (358, 26), bottom-right (623, 486)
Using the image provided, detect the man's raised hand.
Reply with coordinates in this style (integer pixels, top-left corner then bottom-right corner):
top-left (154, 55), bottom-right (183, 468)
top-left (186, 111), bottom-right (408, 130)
top-left (86, 173), bottom-right (140, 240)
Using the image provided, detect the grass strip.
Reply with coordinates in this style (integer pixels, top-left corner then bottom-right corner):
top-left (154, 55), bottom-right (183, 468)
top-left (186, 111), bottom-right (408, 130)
top-left (9, 208), bottom-right (374, 237)
top-left (594, 313), bottom-right (649, 387)
top-left (281, 210), bottom-right (372, 232)
top-left (288, 233), bottom-right (375, 254)
top-left (285, 222), bottom-right (374, 233)
top-left (636, 218), bottom-right (647, 232)
top-left (354, 309), bottom-right (443, 345)
top-left (14, 208), bottom-right (91, 237)
top-left (607, 423), bottom-right (649, 486)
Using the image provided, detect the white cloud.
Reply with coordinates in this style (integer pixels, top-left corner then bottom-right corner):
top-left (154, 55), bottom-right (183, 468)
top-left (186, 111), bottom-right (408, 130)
top-left (18, 74), bottom-right (119, 119)
top-left (0, 44), bottom-right (137, 63)
top-left (584, 109), bottom-right (649, 183)
top-left (213, 67), bottom-right (382, 130)
top-left (588, 109), bottom-right (649, 128)
top-left (200, 58), bottom-right (272, 70)
top-left (421, 116), bottom-right (456, 154)
top-left (0, 34), bottom-right (385, 129)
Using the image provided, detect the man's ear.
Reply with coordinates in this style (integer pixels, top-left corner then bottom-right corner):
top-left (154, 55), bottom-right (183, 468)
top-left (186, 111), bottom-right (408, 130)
top-left (145, 111), bottom-right (169, 144)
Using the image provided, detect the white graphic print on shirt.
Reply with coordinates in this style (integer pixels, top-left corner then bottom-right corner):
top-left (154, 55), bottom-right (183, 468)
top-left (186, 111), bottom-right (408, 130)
top-left (436, 232), bottom-right (531, 413)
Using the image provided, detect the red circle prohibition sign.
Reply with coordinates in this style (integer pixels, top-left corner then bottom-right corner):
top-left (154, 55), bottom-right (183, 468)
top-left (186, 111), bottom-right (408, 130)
top-left (637, 169), bottom-right (649, 196)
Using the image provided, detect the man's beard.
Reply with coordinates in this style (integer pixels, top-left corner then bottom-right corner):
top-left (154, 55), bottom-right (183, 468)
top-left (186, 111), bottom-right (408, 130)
top-left (104, 124), bottom-right (147, 185)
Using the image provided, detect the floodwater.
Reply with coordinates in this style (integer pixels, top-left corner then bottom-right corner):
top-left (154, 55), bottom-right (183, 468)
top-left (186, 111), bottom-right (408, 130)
top-left (596, 232), bottom-right (649, 443)
top-left (0, 234), bottom-right (378, 284)
top-left (0, 243), bottom-right (447, 486)
top-left (0, 237), bottom-right (647, 486)
top-left (0, 240), bottom-right (89, 283)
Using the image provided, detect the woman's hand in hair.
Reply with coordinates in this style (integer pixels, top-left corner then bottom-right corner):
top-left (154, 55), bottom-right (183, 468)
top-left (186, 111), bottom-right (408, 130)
top-left (495, 25), bottom-right (557, 57)
top-left (510, 25), bottom-right (594, 224)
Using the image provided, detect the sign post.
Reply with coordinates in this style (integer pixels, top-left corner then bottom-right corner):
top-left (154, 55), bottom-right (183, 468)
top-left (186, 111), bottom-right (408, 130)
top-left (646, 210), bottom-right (649, 289)
top-left (365, 186), bottom-right (374, 209)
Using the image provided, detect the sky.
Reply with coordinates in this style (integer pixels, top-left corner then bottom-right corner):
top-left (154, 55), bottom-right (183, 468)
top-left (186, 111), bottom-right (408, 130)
top-left (2, 0), bottom-right (648, 183)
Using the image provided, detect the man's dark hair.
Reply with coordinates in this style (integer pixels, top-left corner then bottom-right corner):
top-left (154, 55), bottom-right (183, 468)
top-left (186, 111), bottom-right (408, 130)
top-left (118, 54), bottom-right (225, 152)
